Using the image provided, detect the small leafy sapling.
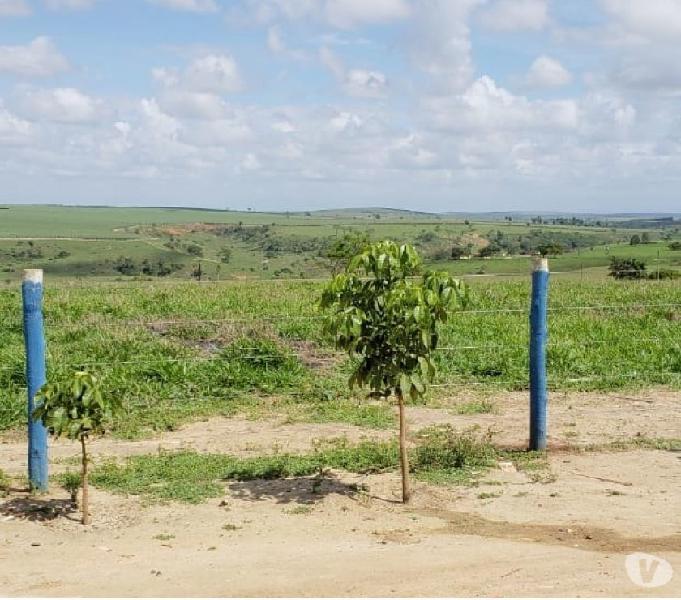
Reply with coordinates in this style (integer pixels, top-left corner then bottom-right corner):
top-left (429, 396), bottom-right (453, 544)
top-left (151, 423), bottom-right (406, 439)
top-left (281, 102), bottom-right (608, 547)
top-left (33, 371), bottom-right (120, 525)
top-left (321, 241), bottom-right (468, 503)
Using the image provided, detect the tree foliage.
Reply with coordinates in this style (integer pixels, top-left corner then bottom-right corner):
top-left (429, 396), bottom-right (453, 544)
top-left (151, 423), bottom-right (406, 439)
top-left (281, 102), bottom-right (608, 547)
top-left (33, 371), bottom-right (120, 524)
top-left (33, 371), bottom-right (118, 440)
top-left (320, 241), bottom-right (468, 503)
top-left (320, 241), bottom-right (468, 400)
top-left (323, 231), bottom-right (371, 273)
top-left (608, 257), bottom-right (647, 280)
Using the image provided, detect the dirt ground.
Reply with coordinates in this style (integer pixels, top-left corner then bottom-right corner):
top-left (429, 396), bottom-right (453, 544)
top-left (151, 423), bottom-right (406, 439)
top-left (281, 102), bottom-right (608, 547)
top-left (1, 389), bottom-right (680, 597)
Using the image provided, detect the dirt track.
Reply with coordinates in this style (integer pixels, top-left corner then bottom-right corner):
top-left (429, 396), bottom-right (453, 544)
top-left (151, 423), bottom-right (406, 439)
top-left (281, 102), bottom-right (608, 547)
top-left (1, 389), bottom-right (680, 597)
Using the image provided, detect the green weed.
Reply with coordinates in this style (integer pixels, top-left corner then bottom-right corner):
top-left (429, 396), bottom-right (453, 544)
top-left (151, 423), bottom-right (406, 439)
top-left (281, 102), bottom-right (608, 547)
top-left (454, 399), bottom-right (496, 415)
top-left (0, 468), bottom-right (10, 496)
top-left (91, 430), bottom-right (498, 503)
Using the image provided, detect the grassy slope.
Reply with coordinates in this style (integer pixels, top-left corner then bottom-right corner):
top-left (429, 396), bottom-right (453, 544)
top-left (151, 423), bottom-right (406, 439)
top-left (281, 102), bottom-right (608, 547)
top-left (1, 279), bottom-right (679, 436)
top-left (1, 205), bottom-right (679, 281)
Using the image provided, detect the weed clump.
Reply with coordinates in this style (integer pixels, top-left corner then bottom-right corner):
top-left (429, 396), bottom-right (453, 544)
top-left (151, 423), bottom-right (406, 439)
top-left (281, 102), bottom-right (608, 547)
top-left (92, 429), bottom-right (498, 503)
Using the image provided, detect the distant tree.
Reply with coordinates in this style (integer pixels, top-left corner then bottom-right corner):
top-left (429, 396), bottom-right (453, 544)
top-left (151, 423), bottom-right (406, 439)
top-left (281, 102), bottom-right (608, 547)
top-left (608, 257), bottom-right (647, 280)
top-left (629, 235), bottom-right (641, 246)
top-left (537, 243), bottom-right (564, 257)
top-left (648, 269), bottom-right (680, 281)
top-left (324, 232), bottom-right (370, 274)
top-left (192, 262), bottom-right (203, 281)
top-left (321, 241), bottom-right (468, 503)
top-left (114, 256), bottom-right (137, 276)
top-left (641, 232), bottom-right (651, 244)
top-left (415, 230), bottom-right (438, 245)
top-left (185, 243), bottom-right (204, 257)
top-left (478, 243), bottom-right (501, 258)
top-left (219, 246), bottom-right (232, 264)
top-left (450, 245), bottom-right (466, 260)
top-left (669, 241), bottom-right (681, 251)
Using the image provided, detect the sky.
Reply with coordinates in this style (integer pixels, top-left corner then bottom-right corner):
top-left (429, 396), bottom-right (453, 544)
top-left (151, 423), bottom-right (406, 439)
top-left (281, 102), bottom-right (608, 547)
top-left (0, 0), bottom-right (680, 213)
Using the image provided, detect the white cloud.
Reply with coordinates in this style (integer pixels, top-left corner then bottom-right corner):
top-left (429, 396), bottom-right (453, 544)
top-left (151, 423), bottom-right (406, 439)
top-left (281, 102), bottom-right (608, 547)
top-left (267, 26), bottom-right (287, 53)
top-left (45, 0), bottom-right (97, 10)
top-left (182, 118), bottom-right (252, 146)
top-left (0, 0), bottom-right (31, 16)
top-left (157, 90), bottom-right (229, 120)
top-left (325, 0), bottom-right (409, 29)
top-left (423, 76), bottom-right (579, 132)
top-left (411, 0), bottom-right (482, 93)
top-left (344, 69), bottom-right (388, 98)
top-left (478, 0), bottom-right (548, 32)
top-left (267, 26), bottom-right (308, 60)
top-left (152, 67), bottom-right (179, 88)
top-left (147, 0), bottom-right (218, 13)
top-left (151, 54), bottom-right (246, 124)
top-left (243, 0), bottom-right (319, 24)
top-left (526, 56), bottom-right (572, 88)
top-left (607, 49), bottom-right (681, 94)
top-left (327, 110), bottom-right (363, 133)
top-left (600, 0), bottom-right (681, 42)
top-left (140, 98), bottom-right (181, 141)
top-left (237, 0), bottom-right (409, 29)
top-left (320, 47), bottom-right (388, 97)
top-left (19, 87), bottom-right (102, 122)
top-left (0, 102), bottom-right (32, 144)
top-left (319, 46), bottom-right (344, 78)
top-left (578, 92), bottom-right (636, 138)
top-left (272, 119), bottom-right (296, 133)
top-left (241, 153), bottom-right (261, 170)
top-left (185, 54), bottom-right (242, 93)
top-left (0, 37), bottom-right (69, 77)
top-left (389, 134), bottom-right (438, 169)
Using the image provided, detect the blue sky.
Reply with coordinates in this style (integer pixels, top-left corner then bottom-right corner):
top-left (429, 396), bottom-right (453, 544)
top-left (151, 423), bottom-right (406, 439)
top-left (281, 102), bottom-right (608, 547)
top-left (1, 0), bottom-right (680, 212)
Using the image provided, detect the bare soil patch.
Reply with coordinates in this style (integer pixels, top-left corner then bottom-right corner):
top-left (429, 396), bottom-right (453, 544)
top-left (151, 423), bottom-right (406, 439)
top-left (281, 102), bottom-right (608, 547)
top-left (1, 449), bottom-right (680, 597)
top-left (1, 389), bottom-right (679, 596)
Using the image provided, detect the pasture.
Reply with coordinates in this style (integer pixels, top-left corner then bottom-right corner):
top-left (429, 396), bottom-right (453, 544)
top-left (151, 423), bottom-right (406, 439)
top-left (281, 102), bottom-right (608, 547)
top-left (2, 204), bottom-right (680, 282)
top-left (0, 206), bottom-right (680, 596)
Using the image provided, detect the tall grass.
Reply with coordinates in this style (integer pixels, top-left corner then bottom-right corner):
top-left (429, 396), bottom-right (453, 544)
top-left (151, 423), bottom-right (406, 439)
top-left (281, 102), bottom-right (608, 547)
top-left (1, 280), bottom-right (679, 433)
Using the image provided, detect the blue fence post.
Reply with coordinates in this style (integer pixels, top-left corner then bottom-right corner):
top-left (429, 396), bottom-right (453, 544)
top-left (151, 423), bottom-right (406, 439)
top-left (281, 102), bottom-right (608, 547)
top-left (529, 257), bottom-right (549, 451)
top-left (22, 269), bottom-right (48, 491)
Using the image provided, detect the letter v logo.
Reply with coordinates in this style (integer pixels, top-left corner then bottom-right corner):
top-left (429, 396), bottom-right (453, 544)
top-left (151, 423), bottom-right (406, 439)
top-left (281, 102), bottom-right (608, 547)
top-left (625, 553), bottom-right (673, 588)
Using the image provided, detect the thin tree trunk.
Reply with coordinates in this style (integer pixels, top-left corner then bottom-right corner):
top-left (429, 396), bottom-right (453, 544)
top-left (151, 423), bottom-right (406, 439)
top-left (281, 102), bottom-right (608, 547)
top-left (397, 391), bottom-right (410, 503)
top-left (81, 436), bottom-right (90, 526)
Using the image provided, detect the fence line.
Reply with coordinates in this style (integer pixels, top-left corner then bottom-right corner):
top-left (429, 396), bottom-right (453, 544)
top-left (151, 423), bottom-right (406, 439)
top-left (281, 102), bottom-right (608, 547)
top-left (1, 301), bottom-right (679, 330)
top-left (108, 371), bottom-right (681, 407)
top-left (2, 267), bottom-right (673, 293)
top-left (0, 335), bottom-right (679, 372)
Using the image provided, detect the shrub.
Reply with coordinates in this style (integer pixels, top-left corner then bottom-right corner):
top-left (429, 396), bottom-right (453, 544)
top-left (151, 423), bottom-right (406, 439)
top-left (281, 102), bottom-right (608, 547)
top-left (608, 257), bottom-right (647, 280)
top-left (33, 371), bottom-right (120, 524)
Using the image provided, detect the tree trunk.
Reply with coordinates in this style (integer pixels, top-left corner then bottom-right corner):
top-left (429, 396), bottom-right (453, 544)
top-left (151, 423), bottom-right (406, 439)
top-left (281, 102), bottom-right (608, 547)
top-left (397, 392), bottom-right (410, 503)
top-left (81, 436), bottom-right (90, 526)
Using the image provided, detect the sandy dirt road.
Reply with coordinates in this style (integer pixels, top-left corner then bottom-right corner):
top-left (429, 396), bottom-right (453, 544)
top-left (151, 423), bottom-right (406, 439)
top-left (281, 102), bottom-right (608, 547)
top-left (0, 390), bottom-right (679, 597)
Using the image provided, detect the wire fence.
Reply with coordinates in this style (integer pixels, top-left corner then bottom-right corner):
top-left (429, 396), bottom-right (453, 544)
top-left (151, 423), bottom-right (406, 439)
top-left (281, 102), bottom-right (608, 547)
top-left (0, 301), bottom-right (679, 329)
top-left (1, 288), bottom-right (679, 406)
top-left (0, 266), bottom-right (673, 293)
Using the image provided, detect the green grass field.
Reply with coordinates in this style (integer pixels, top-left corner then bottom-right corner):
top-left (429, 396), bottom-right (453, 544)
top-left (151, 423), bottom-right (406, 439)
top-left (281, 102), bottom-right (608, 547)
top-left (0, 205), bottom-right (679, 438)
top-left (1, 205), bottom-right (679, 281)
top-left (1, 278), bottom-right (679, 437)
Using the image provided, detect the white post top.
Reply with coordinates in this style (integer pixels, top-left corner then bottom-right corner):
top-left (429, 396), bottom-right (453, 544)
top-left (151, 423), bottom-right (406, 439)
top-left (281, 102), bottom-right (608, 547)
top-left (23, 269), bottom-right (44, 283)
top-left (533, 257), bottom-right (549, 272)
